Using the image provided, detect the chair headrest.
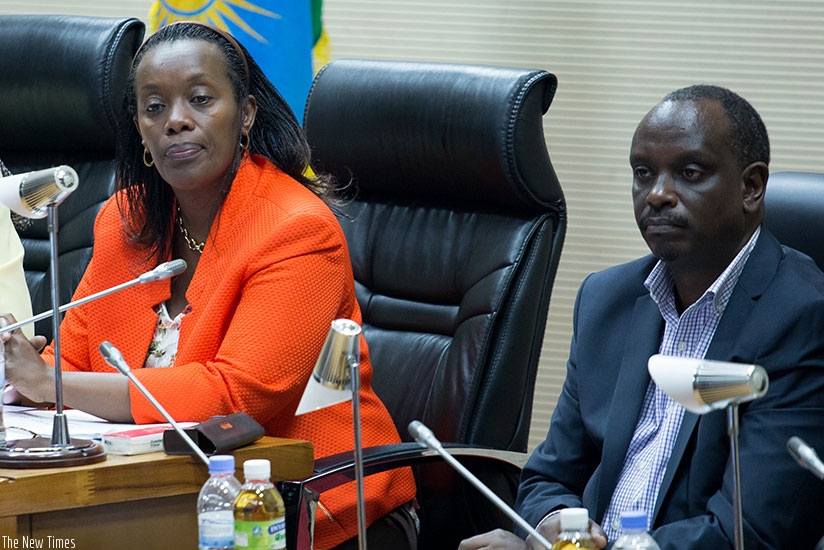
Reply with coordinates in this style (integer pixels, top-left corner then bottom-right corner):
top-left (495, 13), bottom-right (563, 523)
top-left (0, 15), bottom-right (144, 158)
top-left (764, 171), bottom-right (824, 270)
top-left (304, 59), bottom-right (563, 214)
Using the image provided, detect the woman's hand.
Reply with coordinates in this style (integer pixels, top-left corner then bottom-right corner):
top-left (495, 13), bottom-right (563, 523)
top-left (1, 313), bottom-right (52, 404)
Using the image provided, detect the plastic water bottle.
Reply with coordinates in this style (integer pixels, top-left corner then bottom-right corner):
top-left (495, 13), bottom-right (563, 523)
top-left (198, 454), bottom-right (242, 550)
top-left (234, 458), bottom-right (286, 549)
top-left (550, 507), bottom-right (598, 550)
top-left (613, 510), bottom-right (661, 549)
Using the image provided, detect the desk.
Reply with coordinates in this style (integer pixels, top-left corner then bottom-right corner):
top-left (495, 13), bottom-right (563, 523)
top-left (0, 436), bottom-right (313, 549)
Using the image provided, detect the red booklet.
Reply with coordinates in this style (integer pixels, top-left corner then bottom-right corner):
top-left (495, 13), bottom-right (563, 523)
top-left (102, 426), bottom-right (170, 455)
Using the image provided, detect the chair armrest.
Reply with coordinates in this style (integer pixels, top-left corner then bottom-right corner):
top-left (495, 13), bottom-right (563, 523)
top-left (279, 442), bottom-right (528, 549)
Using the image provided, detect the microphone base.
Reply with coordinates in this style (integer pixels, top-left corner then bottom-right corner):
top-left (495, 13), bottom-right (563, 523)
top-left (0, 437), bottom-right (106, 469)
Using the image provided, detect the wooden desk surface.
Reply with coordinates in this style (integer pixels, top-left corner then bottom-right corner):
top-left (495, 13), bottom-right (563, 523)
top-left (0, 436), bottom-right (314, 518)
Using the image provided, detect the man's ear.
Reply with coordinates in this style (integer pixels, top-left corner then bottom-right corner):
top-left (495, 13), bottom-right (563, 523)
top-left (742, 161), bottom-right (768, 214)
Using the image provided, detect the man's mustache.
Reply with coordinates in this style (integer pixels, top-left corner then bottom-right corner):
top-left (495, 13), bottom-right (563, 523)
top-left (639, 212), bottom-right (688, 230)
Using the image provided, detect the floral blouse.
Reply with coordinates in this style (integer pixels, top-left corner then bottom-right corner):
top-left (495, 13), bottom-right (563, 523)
top-left (144, 302), bottom-right (191, 368)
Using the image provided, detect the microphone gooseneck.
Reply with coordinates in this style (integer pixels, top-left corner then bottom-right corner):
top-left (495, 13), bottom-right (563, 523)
top-left (99, 341), bottom-right (210, 466)
top-left (407, 420), bottom-right (553, 549)
top-left (0, 259), bottom-right (187, 335)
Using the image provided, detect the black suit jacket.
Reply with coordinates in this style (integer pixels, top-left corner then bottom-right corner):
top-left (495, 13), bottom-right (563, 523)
top-left (517, 229), bottom-right (824, 549)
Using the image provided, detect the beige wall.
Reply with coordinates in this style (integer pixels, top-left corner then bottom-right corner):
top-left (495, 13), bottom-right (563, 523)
top-left (3, 1), bottom-right (824, 451)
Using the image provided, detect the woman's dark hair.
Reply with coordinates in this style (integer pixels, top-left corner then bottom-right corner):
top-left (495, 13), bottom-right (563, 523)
top-left (116, 21), bottom-right (335, 260)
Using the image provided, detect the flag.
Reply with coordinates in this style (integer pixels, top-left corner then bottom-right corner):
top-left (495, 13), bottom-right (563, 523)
top-left (148, 1), bottom-right (328, 123)
top-left (311, 0), bottom-right (331, 73)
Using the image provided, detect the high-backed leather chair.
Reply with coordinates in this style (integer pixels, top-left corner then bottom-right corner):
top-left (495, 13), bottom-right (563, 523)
top-left (281, 59), bottom-right (566, 549)
top-left (764, 171), bottom-right (824, 271)
top-left (0, 15), bottom-right (145, 339)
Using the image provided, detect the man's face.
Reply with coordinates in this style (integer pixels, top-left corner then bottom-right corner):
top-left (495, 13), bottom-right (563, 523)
top-left (631, 98), bottom-right (749, 273)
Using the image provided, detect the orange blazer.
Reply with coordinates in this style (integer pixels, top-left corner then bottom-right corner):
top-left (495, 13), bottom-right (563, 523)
top-left (42, 155), bottom-right (415, 549)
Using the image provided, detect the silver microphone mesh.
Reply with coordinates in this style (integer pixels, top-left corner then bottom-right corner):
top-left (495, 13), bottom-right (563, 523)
top-left (20, 166), bottom-right (79, 216)
top-left (694, 362), bottom-right (769, 408)
top-left (312, 319), bottom-right (362, 390)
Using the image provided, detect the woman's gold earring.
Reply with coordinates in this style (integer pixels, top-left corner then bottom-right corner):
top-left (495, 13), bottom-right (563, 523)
top-left (143, 147), bottom-right (154, 167)
top-left (239, 132), bottom-right (250, 151)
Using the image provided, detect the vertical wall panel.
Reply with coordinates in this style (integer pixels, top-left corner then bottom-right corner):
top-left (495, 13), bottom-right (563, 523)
top-left (1, 1), bottom-right (823, 452)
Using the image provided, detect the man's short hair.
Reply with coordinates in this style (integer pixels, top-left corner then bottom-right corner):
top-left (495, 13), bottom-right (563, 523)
top-left (663, 85), bottom-right (770, 171)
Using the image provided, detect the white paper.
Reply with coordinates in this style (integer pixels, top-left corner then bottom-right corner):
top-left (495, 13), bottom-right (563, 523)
top-left (2, 406), bottom-right (194, 441)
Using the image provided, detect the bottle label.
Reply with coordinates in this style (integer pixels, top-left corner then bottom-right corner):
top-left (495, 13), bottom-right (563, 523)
top-left (199, 511), bottom-right (235, 548)
top-left (234, 518), bottom-right (286, 549)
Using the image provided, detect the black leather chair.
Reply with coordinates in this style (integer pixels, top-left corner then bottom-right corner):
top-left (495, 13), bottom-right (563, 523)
top-left (0, 15), bottom-right (145, 340)
top-left (281, 59), bottom-right (566, 549)
top-left (764, 171), bottom-right (824, 271)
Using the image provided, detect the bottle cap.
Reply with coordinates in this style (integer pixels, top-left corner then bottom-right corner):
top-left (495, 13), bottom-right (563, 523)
top-left (208, 454), bottom-right (235, 475)
top-left (243, 458), bottom-right (271, 480)
top-left (559, 507), bottom-right (590, 531)
top-left (620, 510), bottom-right (647, 531)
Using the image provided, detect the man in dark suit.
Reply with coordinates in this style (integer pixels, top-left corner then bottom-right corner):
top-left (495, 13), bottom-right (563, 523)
top-left (460, 85), bottom-right (824, 549)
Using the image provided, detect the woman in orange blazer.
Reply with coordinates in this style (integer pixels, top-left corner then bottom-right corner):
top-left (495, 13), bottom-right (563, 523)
top-left (2, 21), bottom-right (415, 550)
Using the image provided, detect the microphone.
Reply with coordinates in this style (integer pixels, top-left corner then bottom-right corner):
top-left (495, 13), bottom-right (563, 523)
top-left (648, 355), bottom-right (769, 550)
top-left (137, 259), bottom-right (188, 282)
top-left (99, 341), bottom-right (210, 466)
top-left (408, 420), bottom-right (553, 549)
top-left (0, 166), bottom-right (78, 218)
top-left (0, 259), bottom-right (187, 335)
top-left (648, 355), bottom-right (769, 414)
top-left (787, 436), bottom-right (824, 480)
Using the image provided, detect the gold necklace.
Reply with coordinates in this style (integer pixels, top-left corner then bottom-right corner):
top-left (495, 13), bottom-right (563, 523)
top-left (175, 204), bottom-right (205, 254)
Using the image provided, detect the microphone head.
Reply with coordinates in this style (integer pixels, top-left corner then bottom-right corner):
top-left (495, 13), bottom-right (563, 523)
top-left (408, 420), bottom-right (442, 451)
top-left (99, 341), bottom-right (130, 375)
top-left (138, 259), bottom-right (187, 283)
top-left (408, 420), bottom-right (424, 441)
top-left (163, 259), bottom-right (188, 277)
top-left (0, 166), bottom-right (79, 219)
top-left (648, 355), bottom-right (769, 414)
top-left (294, 319), bottom-right (360, 416)
top-left (787, 436), bottom-right (805, 459)
top-left (787, 435), bottom-right (824, 480)
top-left (311, 319), bottom-right (361, 391)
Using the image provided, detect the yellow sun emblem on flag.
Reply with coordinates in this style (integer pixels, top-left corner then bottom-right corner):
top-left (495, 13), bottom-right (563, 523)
top-left (149, 0), bottom-right (279, 44)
